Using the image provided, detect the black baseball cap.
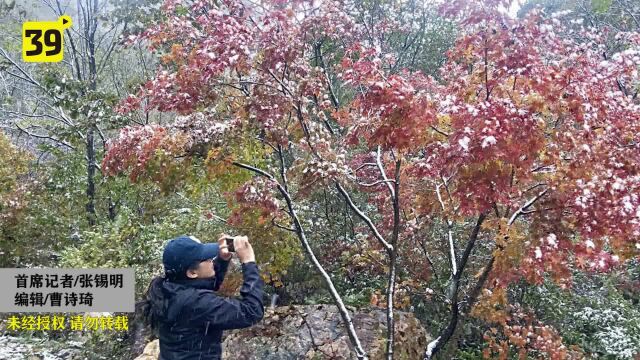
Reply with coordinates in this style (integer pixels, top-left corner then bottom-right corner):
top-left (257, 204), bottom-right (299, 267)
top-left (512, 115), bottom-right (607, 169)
top-left (162, 235), bottom-right (219, 277)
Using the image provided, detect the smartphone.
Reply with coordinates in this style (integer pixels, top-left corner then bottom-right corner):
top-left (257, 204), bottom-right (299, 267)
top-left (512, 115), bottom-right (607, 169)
top-left (224, 236), bottom-right (235, 252)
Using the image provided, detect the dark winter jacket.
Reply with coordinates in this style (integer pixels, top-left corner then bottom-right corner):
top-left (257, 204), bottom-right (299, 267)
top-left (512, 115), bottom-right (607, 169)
top-left (156, 259), bottom-right (264, 360)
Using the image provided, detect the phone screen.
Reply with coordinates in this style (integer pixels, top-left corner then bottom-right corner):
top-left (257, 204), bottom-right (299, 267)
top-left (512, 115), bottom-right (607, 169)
top-left (225, 237), bottom-right (235, 252)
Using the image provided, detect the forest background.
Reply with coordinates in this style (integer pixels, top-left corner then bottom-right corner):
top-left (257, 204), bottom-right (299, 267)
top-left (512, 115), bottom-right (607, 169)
top-left (0, 0), bottom-right (639, 359)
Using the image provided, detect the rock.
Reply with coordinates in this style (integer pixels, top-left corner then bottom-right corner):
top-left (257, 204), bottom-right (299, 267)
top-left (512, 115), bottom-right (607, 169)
top-left (223, 304), bottom-right (429, 359)
top-left (133, 339), bottom-right (160, 360)
top-left (0, 334), bottom-right (85, 360)
top-left (133, 305), bottom-right (430, 359)
top-left (55, 347), bottom-right (84, 359)
top-left (0, 336), bottom-right (59, 360)
top-left (56, 348), bottom-right (73, 358)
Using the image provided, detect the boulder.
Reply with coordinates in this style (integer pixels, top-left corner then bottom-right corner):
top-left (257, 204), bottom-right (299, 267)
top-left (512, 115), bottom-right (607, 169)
top-left (133, 339), bottom-right (160, 360)
top-left (135, 304), bottom-right (429, 360)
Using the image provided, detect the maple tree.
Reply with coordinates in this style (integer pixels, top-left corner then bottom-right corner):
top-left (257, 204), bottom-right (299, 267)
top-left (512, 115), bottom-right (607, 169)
top-left (103, 0), bottom-right (640, 358)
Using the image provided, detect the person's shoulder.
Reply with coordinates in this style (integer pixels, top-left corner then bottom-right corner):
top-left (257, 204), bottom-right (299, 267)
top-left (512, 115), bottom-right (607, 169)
top-left (163, 283), bottom-right (203, 307)
top-left (162, 281), bottom-right (195, 294)
top-left (194, 288), bottom-right (216, 296)
top-left (191, 288), bottom-right (227, 309)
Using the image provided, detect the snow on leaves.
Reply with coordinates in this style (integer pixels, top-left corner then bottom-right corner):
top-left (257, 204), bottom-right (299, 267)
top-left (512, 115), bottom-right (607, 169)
top-left (102, 125), bottom-right (171, 182)
top-left (103, 0), bottom-right (640, 357)
top-left (338, 45), bottom-right (438, 150)
top-left (107, 0), bottom-right (640, 293)
top-left (228, 177), bottom-right (281, 226)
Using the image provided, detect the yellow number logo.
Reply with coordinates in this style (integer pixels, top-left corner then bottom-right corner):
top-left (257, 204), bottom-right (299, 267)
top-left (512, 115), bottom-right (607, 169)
top-left (22, 15), bottom-right (72, 63)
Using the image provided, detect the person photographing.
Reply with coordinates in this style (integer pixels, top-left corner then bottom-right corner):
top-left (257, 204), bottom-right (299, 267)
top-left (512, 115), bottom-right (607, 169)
top-left (140, 234), bottom-right (264, 360)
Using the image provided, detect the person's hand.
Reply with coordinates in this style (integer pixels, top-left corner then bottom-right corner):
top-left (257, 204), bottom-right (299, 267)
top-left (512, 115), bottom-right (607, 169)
top-left (233, 236), bottom-right (256, 264)
top-left (217, 234), bottom-right (233, 261)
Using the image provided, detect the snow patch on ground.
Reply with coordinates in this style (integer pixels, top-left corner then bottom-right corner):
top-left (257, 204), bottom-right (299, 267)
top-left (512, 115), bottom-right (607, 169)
top-left (0, 335), bottom-right (75, 360)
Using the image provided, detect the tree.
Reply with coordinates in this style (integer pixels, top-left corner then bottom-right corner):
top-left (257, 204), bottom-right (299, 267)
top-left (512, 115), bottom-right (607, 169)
top-left (0, 0), bottom-right (161, 226)
top-left (0, 130), bottom-right (33, 266)
top-left (104, 0), bottom-right (640, 358)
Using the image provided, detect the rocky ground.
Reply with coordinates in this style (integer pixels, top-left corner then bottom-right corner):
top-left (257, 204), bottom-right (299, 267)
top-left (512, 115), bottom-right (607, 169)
top-left (0, 335), bottom-right (84, 360)
top-left (135, 304), bottom-right (430, 360)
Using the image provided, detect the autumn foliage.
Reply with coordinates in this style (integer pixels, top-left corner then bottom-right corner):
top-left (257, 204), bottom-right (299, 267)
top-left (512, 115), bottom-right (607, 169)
top-left (104, 0), bottom-right (640, 358)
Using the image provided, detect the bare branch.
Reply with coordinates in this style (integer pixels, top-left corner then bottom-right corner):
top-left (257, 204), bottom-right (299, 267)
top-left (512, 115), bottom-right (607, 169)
top-left (436, 179), bottom-right (457, 276)
top-left (335, 182), bottom-right (394, 252)
top-left (353, 162), bottom-right (377, 172)
top-left (14, 123), bottom-right (75, 150)
top-left (525, 182), bottom-right (547, 192)
top-left (0, 47), bottom-right (47, 92)
top-left (376, 146), bottom-right (395, 198)
top-left (508, 188), bottom-right (549, 226)
top-left (430, 125), bottom-right (450, 137)
top-left (277, 144), bottom-right (290, 194)
top-left (271, 217), bottom-right (295, 232)
top-left (231, 161), bottom-right (276, 180)
top-left (266, 68), bottom-right (295, 98)
top-left (357, 179), bottom-right (396, 187)
top-left (314, 39), bottom-right (339, 109)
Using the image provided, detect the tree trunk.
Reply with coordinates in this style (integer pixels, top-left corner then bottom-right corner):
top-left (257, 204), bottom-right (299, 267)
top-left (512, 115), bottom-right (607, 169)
top-left (86, 128), bottom-right (96, 225)
top-left (84, 0), bottom-right (99, 226)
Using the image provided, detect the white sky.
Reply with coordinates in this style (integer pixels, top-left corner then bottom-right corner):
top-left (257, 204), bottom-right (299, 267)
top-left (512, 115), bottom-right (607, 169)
top-left (503, 0), bottom-right (524, 18)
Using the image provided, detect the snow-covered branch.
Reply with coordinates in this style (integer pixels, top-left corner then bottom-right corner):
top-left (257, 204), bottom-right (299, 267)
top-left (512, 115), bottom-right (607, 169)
top-left (335, 182), bottom-right (394, 252)
top-left (376, 146), bottom-right (396, 198)
top-left (508, 188), bottom-right (549, 226)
